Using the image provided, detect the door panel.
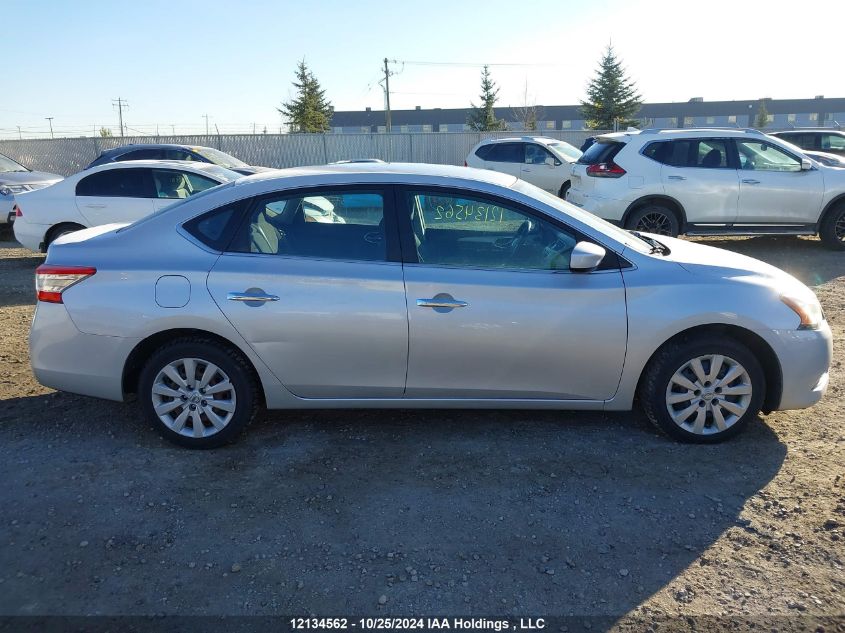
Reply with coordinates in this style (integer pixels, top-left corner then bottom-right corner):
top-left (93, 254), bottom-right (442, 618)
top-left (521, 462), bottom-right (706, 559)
top-left (75, 195), bottom-right (154, 224)
top-left (206, 187), bottom-right (408, 399)
top-left (207, 256), bottom-right (408, 398)
top-left (400, 188), bottom-right (627, 401)
top-left (404, 266), bottom-right (627, 399)
top-left (735, 139), bottom-right (824, 223)
top-left (658, 138), bottom-right (739, 223)
top-left (520, 143), bottom-right (564, 193)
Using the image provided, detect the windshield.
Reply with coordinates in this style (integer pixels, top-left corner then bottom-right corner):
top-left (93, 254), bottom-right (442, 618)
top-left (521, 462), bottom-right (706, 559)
top-left (512, 179), bottom-right (652, 254)
top-left (192, 147), bottom-right (250, 169)
top-left (0, 153), bottom-right (29, 173)
top-left (547, 141), bottom-right (582, 162)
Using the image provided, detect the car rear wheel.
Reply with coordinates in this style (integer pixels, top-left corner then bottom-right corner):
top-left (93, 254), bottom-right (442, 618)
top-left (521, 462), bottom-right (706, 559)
top-left (558, 181), bottom-right (571, 199)
top-left (45, 222), bottom-right (85, 248)
top-left (625, 205), bottom-right (679, 237)
top-left (639, 337), bottom-right (765, 443)
top-left (138, 338), bottom-right (259, 448)
top-left (819, 203), bottom-right (845, 250)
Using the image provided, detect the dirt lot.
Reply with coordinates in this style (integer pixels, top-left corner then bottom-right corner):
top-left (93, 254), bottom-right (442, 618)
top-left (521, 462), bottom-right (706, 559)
top-left (0, 235), bottom-right (843, 631)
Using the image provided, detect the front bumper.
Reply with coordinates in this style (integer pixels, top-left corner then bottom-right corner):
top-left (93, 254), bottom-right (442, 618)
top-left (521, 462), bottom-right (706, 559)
top-left (30, 301), bottom-right (139, 401)
top-left (771, 319), bottom-right (833, 410)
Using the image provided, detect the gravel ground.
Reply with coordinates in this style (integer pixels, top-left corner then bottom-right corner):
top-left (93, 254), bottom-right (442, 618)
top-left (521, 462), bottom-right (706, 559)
top-left (0, 234), bottom-right (843, 631)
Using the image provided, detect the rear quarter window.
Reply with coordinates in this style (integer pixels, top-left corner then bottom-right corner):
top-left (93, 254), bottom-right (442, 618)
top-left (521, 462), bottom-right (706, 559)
top-left (182, 200), bottom-right (247, 251)
top-left (474, 144), bottom-right (493, 160)
top-left (577, 140), bottom-right (624, 165)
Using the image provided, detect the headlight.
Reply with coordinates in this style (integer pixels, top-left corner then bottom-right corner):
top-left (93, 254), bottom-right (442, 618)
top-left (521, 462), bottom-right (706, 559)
top-left (781, 293), bottom-right (824, 330)
top-left (0, 184), bottom-right (32, 196)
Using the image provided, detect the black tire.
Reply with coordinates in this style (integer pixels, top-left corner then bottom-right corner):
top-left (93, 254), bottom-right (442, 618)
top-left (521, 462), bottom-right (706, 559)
top-left (45, 222), bottom-right (85, 248)
top-left (819, 203), bottom-right (845, 250)
top-left (558, 181), bottom-right (571, 199)
top-left (639, 336), bottom-right (765, 444)
top-left (138, 337), bottom-right (260, 449)
top-left (625, 205), bottom-right (680, 237)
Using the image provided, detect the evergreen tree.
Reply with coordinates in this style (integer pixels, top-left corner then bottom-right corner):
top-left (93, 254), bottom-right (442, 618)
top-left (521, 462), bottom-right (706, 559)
top-left (580, 46), bottom-right (642, 130)
top-left (467, 65), bottom-right (507, 132)
top-left (755, 100), bottom-right (770, 129)
top-left (278, 59), bottom-right (334, 133)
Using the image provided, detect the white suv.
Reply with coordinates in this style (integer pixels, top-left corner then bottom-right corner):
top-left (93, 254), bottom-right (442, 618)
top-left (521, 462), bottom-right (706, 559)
top-left (566, 128), bottom-right (845, 249)
top-left (466, 136), bottom-right (582, 198)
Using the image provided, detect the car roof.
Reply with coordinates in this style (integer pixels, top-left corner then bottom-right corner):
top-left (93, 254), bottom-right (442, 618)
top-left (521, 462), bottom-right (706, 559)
top-left (74, 160), bottom-right (236, 180)
top-left (770, 129), bottom-right (844, 135)
top-left (596, 128), bottom-right (776, 142)
top-left (479, 136), bottom-right (560, 145)
top-left (99, 143), bottom-right (214, 156)
top-left (233, 162), bottom-right (517, 188)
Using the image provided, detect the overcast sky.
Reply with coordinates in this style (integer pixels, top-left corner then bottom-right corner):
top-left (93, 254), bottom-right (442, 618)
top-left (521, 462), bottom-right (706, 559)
top-left (3, 0), bottom-right (841, 137)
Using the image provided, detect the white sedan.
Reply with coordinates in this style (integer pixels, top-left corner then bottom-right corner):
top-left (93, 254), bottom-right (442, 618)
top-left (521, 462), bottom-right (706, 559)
top-left (13, 160), bottom-right (240, 251)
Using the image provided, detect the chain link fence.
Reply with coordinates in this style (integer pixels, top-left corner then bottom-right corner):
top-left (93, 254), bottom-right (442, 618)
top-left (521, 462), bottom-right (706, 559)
top-left (0, 131), bottom-right (600, 177)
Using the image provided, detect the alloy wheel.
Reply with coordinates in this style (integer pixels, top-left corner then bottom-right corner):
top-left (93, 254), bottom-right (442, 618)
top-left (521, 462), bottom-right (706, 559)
top-left (664, 354), bottom-right (752, 436)
top-left (636, 212), bottom-right (673, 236)
top-left (150, 358), bottom-right (237, 438)
top-left (835, 212), bottom-right (845, 242)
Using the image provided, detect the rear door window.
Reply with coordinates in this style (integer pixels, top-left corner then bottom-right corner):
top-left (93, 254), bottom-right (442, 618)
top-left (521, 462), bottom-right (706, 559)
top-left (229, 190), bottom-right (390, 262)
top-left (116, 148), bottom-right (166, 161)
top-left (645, 139), bottom-right (730, 168)
top-left (484, 143), bottom-right (523, 163)
top-left (75, 168), bottom-right (153, 197)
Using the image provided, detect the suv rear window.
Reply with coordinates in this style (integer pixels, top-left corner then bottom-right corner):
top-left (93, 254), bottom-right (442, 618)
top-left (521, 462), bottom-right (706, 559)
top-left (577, 140), bottom-right (624, 164)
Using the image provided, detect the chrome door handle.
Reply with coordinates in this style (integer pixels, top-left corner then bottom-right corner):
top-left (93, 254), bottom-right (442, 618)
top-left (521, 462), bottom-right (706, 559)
top-left (667, 175), bottom-right (686, 181)
top-left (227, 292), bottom-right (279, 302)
top-left (417, 298), bottom-right (468, 309)
top-left (742, 178), bottom-right (760, 185)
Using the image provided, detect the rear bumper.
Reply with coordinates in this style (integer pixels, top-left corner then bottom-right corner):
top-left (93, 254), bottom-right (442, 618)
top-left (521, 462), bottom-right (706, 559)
top-left (771, 320), bottom-right (833, 410)
top-left (12, 219), bottom-right (47, 252)
top-left (30, 302), bottom-right (139, 401)
top-left (566, 189), bottom-right (626, 222)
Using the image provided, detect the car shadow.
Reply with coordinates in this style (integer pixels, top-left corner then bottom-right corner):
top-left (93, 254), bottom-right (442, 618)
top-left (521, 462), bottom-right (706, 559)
top-left (0, 392), bottom-right (787, 624)
top-left (690, 236), bottom-right (845, 286)
top-left (0, 243), bottom-right (41, 307)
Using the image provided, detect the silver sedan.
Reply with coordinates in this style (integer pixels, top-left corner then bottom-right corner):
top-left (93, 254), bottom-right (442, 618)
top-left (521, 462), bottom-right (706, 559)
top-left (30, 164), bottom-right (832, 448)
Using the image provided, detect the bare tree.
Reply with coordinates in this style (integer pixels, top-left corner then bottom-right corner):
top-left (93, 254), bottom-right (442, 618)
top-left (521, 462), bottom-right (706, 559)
top-left (511, 81), bottom-right (543, 132)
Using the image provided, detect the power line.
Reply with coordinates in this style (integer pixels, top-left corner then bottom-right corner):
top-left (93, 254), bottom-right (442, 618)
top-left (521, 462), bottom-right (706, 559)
top-left (398, 60), bottom-right (568, 68)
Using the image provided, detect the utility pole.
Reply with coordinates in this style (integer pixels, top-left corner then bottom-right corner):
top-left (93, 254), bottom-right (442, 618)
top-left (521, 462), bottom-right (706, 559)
top-left (17, 126), bottom-right (21, 140)
top-left (171, 124), bottom-right (175, 135)
top-left (112, 98), bottom-right (128, 137)
top-left (383, 58), bottom-right (393, 133)
top-left (203, 114), bottom-right (209, 136)
top-left (45, 117), bottom-right (54, 139)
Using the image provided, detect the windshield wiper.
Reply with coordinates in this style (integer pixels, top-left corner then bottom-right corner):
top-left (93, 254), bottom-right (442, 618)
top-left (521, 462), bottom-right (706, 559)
top-left (630, 231), bottom-right (671, 255)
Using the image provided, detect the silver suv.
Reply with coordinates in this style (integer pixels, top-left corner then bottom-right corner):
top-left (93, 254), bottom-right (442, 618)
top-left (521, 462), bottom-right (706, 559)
top-left (567, 128), bottom-right (845, 249)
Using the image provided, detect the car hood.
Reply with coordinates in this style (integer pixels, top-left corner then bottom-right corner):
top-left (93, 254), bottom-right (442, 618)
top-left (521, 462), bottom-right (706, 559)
top-left (0, 170), bottom-right (63, 185)
top-left (648, 234), bottom-right (815, 299)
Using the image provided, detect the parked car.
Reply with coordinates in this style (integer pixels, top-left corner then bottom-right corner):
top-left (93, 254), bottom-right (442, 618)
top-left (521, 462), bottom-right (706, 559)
top-left (85, 144), bottom-right (269, 175)
top-left (770, 129), bottom-right (845, 157)
top-left (567, 128), bottom-right (845, 249)
top-left (30, 163), bottom-right (830, 448)
top-left (466, 136), bottom-right (582, 198)
top-left (13, 161), bottom-right (239, 251)
top-left (0, 152), bottom-right (62, 227)
top-left (803, 150), bottom-right (845, 168)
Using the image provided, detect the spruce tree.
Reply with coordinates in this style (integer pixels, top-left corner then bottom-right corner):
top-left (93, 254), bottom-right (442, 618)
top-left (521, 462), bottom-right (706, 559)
top-left (755, 100), bottom-right (770, 129)
top-left (467, 65), bottom-right (507, 132)
top-left (278, 59), bottom-right (334, 133)
top-left (580, 46), bottom-right (642, 130)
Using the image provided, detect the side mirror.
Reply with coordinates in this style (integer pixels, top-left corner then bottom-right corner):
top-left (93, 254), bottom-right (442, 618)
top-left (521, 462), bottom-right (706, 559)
top-left (801, 158), bottom-right (813, 171)
top-left (570, 241), bottom-right (606, 272)
top-left (545, 156), bottom-right (560, 167)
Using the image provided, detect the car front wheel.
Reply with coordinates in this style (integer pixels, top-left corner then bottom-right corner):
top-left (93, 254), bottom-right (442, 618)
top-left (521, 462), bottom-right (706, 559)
top-left (639, 337), bottom-right (765, 443)
top-left (138, 338), bottom-right (259, 448)
top-left (819, 203), bottom-right (845, 250)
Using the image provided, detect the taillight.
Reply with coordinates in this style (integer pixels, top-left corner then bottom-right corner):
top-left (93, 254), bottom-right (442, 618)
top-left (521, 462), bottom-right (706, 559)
top-left (586, 162), bottom-right (626, 178)
top-left (463, 160), bottom-right (468, 167)
top-left (13, 204), bottom-right (22, 217)
top-left (35, 265), bottom-right (96, 303)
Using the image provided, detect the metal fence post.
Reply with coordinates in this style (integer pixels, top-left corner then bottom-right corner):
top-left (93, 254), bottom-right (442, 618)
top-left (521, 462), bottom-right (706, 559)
top-left (322, 134), bottom-right (329, 164)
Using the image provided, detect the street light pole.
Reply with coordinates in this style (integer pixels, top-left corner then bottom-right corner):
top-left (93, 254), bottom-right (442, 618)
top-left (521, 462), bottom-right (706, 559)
top-left (45, 117), bottom-right (54, 139)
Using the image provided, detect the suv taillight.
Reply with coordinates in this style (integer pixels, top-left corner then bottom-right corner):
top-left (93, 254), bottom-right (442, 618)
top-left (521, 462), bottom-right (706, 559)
top-left (586, 162), bottom-right (626, 178)
top-left (35, 265), bottom-right (96, 303)
top-left (13, 204), bottom-right (22, 217)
